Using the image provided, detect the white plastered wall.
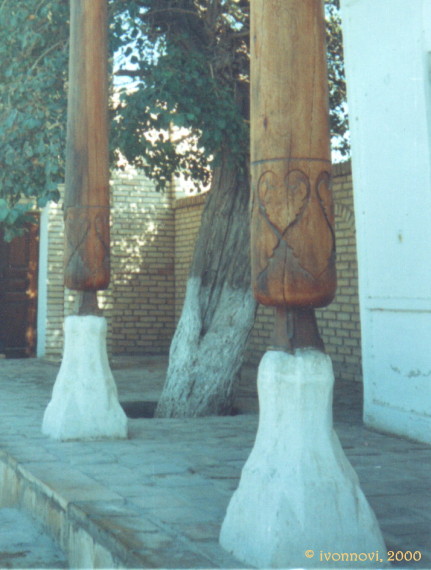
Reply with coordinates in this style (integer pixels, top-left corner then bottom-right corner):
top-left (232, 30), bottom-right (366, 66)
top-left (341, 0), bottom-right (431, 443)
top-left (36, 206), bottom-right (49, 357)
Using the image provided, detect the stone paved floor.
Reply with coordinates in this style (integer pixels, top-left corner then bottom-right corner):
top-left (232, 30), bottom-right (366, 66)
top-left (0, 355), bottom-right (430, 569)
top-left (0, 508), bottom-right (67, 568)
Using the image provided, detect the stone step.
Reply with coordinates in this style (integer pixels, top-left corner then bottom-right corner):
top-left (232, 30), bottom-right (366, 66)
top-left (0, 449), bottom-right (241, 569)
top-left (0, 507), bottom-right (67, 568)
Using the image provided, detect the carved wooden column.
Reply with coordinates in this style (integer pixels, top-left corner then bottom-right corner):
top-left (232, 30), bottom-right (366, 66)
top-left (250, 0), bottom-right (336, 349)
top-left (220, 1), bottom-right (387, 566)
top-left (42, 0), bottom-right (127, 441)
top-left (64, 0), bottom-right (110, 313)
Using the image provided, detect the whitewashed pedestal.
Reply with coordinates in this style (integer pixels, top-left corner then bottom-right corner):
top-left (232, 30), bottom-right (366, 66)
top-left (220, 349), bottom-right (387, 568)
top-left (42, 316), bottom-right (128, 441)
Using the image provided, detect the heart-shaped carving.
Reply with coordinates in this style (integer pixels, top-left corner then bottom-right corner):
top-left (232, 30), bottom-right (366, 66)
top-left (315, 170), bottom-right (334, 224)
top-left (284, 170), bottom-right (335, 280)
top-left (283, 169), bottom-right (311, 230)
top-left (64, 208), bottom-right (90, 270)
top-left (257, 169), bottom-right (310, 236)
top-left (94, 210), bottom-right (110, 270)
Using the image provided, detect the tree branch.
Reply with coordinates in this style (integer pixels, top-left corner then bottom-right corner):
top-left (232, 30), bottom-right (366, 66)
top-left (29, 39), bottom-right (68, 73)
top-left (138, 7), bottom-right (200, 20)
top-left (114, 69), bottom-right (144, 77)
top-left (228, 29), bottom-right (249, 39)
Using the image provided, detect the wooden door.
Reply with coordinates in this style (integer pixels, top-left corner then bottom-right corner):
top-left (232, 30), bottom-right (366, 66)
top-left (0, 222), bottom-right (39, 357)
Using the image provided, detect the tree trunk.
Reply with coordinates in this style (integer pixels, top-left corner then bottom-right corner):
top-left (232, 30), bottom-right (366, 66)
top-left (155, 154), bottom-right (257, 418)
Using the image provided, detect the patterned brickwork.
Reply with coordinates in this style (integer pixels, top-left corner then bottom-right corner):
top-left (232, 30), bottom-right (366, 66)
top-left (44, 170), bottom-right (175, 358)
top-left (318, 161), bottom-right (362, 383)
top-left (44, 202), bottom-right (66, 358)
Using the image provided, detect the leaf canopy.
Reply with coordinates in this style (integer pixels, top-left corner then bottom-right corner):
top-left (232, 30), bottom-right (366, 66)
top-left (0, 0), bottom-right (348, 238)
top-left (0, 0), bottom-right (69, 238)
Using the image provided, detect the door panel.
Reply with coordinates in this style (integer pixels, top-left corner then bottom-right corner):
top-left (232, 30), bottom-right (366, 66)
top-left (0, 222), bottom-right (39, 357)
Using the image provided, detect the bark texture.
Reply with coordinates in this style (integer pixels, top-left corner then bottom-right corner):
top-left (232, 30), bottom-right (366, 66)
top-left (155, 156), bottom-right (257, 418)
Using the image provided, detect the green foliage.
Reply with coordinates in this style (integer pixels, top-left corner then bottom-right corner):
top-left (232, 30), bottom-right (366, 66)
top-left (110, 0), bottom-right (250, 191)
top-left (0, 0), bottom-right (68, 240)
top-left (325, 0), bottom-right (349, 155)
top-left (0, 0), bottom-right (349, 237)
top-left (112, 0), bottom-right (349, 191)
top-left (0, 198), bottom-right (36, 241)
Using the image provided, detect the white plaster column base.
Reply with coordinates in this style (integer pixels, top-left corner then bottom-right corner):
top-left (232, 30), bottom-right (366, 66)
top-left (42, 316), bottom-right (128, 441)
top-left (220, 349), bottom-right (387, 568)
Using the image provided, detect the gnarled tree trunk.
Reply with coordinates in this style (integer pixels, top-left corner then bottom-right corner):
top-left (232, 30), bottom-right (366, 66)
top-left (155, 154), bottom-right (257, 418)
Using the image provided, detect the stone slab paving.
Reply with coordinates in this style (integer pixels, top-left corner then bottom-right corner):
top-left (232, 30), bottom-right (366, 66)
top-left (0, 356), bottom-right (429, 569)
top-left (0, 508), bottom-right (67, 568)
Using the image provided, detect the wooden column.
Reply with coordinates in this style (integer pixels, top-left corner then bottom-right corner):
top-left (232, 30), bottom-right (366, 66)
top-left (219, 5), bottom-right (387, 563)
top-left (250, 0), bottom-right (336, 350)
top-left (63, 0), bottom-right (110, 313)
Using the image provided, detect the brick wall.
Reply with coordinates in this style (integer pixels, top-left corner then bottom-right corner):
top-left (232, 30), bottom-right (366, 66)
top-left (44, 169), bottom-right (176, 358)
top-left (318, 162), bottom-right (362, 383)
top-left (44, 202), bottom-right (65, 357)
top-left (44, 161), bottom-right (362, 383)
top-left (173, 161), bottom-right (363, 383)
